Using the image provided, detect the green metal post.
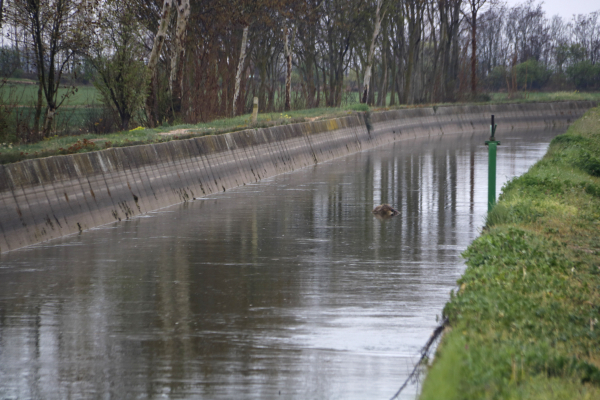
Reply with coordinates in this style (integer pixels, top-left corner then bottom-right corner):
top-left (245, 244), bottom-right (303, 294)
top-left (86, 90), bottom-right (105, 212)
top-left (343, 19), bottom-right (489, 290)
top-left (485, 115), bottom-right (500, 212)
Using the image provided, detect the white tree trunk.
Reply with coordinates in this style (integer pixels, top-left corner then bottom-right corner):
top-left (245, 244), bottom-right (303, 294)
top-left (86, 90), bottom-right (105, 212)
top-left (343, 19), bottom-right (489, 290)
top-left (232, 26), bottom-right (249, 117)
top-left (145, 0), bottom-right (173, 125)
top-left (170, 0), bottom-right (190, 113)
top-left (362, 0), bottom-right (384, 104)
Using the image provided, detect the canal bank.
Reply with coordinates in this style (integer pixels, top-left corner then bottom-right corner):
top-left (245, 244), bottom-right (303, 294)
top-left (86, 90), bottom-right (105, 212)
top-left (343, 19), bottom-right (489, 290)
top-left (0, 101), bottom-right (596, 253)
top-left (420, 106), bottom-right (600, 399)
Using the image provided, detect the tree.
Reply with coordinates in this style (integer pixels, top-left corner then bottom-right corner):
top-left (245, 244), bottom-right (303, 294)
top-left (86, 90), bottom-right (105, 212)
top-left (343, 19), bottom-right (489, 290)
top-left (320, 0), bottom-right (368, 107)
top-left (295, 0), bottom-right (322, 109)
top-left (403, 0), bottom-right (425, 104)
top-left (170, 0), bottom-right (191, 120)
top-left (464, 0), bottom-right (487, 96)
top-left (283, 23), bottom-right (295, 111)
top-left (145, 0), bottom-right (173, 127)
top-left (89, 1), bottom-right (147, 131)
top-left (361, 0), bottom-right (385, 104)
top-left (232, 25), bottom-right (250, 116)
top-left (8, 0), bottom-right (97, 139)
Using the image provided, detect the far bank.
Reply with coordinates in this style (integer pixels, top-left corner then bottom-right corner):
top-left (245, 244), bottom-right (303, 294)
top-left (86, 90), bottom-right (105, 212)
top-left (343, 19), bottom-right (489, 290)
top-left (0, 101), bottom-right (595, 254)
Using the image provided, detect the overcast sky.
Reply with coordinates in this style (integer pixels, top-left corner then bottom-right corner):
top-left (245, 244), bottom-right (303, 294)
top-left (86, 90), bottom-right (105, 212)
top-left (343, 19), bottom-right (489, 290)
top-left (503, 0), bottom-right (600, 20)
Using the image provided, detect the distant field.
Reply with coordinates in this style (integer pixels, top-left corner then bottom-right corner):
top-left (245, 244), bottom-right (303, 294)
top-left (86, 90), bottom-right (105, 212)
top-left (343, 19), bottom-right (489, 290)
top-left (1, 80), bottom-right (100, 106)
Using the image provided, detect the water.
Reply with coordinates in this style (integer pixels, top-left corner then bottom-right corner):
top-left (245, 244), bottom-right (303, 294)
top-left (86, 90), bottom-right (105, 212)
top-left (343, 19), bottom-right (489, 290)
top-left (0, 128), bottom-right (561, 399)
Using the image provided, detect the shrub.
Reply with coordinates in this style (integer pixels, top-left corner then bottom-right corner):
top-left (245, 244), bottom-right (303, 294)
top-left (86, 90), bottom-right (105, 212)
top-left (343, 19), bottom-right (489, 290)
top-left (483, 65), bottom-right (507, 91)
top-left (515, 59), bottom-right (551, 90)
top-left (566, 61), bottom-right (600, 90)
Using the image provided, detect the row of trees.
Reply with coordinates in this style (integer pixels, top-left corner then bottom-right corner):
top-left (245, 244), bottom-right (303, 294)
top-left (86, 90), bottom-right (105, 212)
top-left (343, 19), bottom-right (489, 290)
top-left (477, 1), bottom-right (600, 92)
top-left (0, 0), bottom-right (599, 141)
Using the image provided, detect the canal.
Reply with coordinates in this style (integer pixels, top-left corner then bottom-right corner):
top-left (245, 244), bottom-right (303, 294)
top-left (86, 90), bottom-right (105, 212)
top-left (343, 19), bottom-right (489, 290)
top-left (0, 128), bottom-right (561, 399)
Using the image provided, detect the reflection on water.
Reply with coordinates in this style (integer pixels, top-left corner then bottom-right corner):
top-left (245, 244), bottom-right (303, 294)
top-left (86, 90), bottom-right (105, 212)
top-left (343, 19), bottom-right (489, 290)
top-left (0, 129), bottom-right (560, 399)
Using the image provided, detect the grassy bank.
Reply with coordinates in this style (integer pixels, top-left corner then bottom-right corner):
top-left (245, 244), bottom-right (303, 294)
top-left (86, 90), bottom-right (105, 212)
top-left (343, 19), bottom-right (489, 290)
top-left (420, 107), bottom-right (600, 399)
top-left (0, 105), bottom-right (367, 164)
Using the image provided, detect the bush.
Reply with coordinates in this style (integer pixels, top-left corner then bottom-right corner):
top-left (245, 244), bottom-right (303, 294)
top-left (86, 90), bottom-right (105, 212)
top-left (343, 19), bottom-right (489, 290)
top-left (82, 108), bottom-right (118, 134)
top-left (566, 61), bottom-right (600, 90)
top-left (483, 65), bottom-right (507, 91)
top-left (515, 59), bottom-right (551, 90)
top-left (0, 47), bottom-right (21, 78)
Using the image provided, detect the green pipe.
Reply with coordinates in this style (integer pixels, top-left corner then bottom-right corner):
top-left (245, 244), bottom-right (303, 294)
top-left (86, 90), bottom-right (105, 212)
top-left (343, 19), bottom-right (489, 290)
top-left (485, 115), bottom-right (500, 212)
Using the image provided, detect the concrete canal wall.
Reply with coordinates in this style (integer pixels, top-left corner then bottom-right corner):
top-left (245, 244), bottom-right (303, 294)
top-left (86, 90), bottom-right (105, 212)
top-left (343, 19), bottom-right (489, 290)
top-left (0, 101), bottom-right (595, 253)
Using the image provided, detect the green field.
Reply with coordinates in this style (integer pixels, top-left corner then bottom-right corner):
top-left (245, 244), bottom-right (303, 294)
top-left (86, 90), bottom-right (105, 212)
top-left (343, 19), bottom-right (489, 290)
top-left (420, 107), bottom-right (600, 399)
top-left (1, 79), bottom-right (100, 106)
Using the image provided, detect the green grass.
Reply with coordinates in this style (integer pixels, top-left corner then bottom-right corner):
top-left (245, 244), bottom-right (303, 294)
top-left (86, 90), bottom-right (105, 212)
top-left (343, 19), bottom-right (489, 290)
top-left (420, 106), bottom-right (600, 399)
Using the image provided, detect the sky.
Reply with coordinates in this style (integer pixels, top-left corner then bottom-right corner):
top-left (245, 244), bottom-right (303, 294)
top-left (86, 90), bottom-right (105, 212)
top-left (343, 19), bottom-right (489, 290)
top-left (503, 0), bottom-right (600, 20)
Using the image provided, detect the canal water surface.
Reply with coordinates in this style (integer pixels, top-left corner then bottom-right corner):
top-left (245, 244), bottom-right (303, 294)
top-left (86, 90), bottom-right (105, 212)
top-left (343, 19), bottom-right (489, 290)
top-left (0, 128), bottom-right (561, 399)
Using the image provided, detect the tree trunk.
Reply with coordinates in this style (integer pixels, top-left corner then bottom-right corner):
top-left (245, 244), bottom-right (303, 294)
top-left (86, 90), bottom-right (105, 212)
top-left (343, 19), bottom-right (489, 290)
top-left (450, 0), bottom-right (461, 99)
top-left (232, 25), bottom-right (249, 116)
top-left (389, 55), bottom-right (396, 106)
top-left (471, 8), bottom-right (477, 96)
top-left (170, 0), bottom-right (190, 119)
top-left (284, 24), bottom-right (294, 112)
top-left (362, 0), bottom-right (384, 104)
top-left (43, 106), bottom-right (55, 135)
top-left (378, 47), bottom-right (388, 106)
top-left (258, 58), bottom-right (267, 112)
top-left (0, 0), bottom-right (4, 30)
top-left (315, 58), bottom-right (321, 107)
top-left (404, 0), bottom-right (423, 104)
top-left (34, 81), bottom-right (42, 139)
top-left (404, 0), bottom-right (421, 104)
top-left (145, 0), bottom-right (173, 127)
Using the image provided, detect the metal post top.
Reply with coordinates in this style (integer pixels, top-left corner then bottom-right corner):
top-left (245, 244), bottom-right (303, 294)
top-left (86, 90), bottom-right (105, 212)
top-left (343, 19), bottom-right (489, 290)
top-left (486, 114), bottom-right (499, 144)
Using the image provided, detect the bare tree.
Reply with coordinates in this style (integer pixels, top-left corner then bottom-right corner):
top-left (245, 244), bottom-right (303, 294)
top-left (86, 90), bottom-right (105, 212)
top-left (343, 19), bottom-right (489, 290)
top-left (464, 0), bottom-right (487, 96)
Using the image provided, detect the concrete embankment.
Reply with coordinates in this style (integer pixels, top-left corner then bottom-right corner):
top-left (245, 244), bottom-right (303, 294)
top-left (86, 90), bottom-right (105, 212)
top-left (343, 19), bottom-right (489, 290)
top-left (0, 101), bottom-right (595, 253)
